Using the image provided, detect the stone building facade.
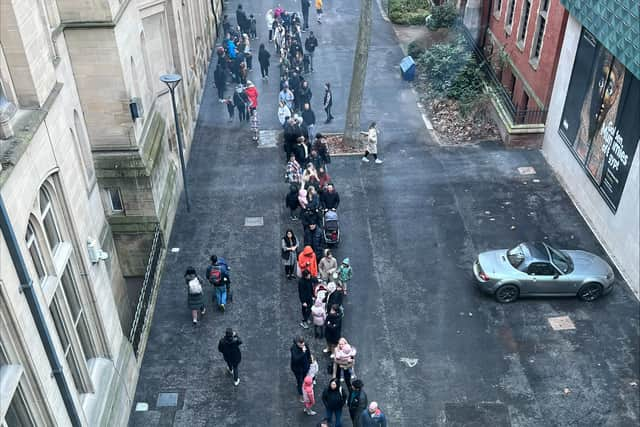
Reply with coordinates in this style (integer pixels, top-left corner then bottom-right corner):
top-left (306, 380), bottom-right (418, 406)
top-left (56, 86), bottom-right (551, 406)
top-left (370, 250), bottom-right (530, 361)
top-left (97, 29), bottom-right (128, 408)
top-left (0, 0), bottom-right (220, 425)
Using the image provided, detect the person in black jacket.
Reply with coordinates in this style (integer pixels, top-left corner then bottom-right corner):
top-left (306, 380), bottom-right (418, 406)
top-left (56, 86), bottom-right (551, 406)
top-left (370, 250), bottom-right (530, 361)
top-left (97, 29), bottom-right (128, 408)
top-left (324, 304), bottom-right (342, 354)
top-left (236, 4), bottom-right (249, 34)
top-left (301, 101), bottom-right (315, 141)
top-left (290, 336), bottom-right (312, 398)
top-left (285, 184), bottom-right (300, 221)
top-left (233, 86), bottom-right (249, 122)
top-left (322, 378), bottom-right (346, 427)
top-left (348, 379), bottom-right (368, 425)
top-left (214, 64), bottom-right (226, 101)
top-left (323, 82), bottom-right (334, 123)
top-left (301, 0), bottom-right (311, 30)
top-left (218, 328), bottom-right (242, 386)
top-left (298, 269), bottom-right (317, 328)
top-left (258, 43), bottom-right (271, 79)
top-left (304, 32), bottom-right (318, 71)
top-left (301, 207), bottom-right (321, 228)
top-left (321, 183), bottom-right (340, 210)
top-left (304, 222), bottom-right (324, 261)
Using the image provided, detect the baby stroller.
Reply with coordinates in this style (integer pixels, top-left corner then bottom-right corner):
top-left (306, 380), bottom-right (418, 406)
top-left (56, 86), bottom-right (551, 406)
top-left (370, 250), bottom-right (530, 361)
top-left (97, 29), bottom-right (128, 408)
top-left (323, 210), bottom-right (340, 245)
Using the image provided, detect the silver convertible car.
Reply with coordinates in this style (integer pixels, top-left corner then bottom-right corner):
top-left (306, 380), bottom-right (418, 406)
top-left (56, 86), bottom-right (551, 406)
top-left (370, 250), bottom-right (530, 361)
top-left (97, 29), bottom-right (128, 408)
top-left (473, 242), bottom-right (615, 303)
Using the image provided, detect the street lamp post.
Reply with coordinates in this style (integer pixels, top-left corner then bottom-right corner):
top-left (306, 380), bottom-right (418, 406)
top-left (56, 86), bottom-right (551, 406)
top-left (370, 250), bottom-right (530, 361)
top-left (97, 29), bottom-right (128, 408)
top-left (160, 74), bottom-right (191, 212)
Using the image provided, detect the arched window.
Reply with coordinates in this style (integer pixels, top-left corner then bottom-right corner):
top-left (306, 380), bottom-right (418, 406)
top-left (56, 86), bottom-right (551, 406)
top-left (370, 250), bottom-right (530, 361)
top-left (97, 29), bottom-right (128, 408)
top-left (39, 186), bottom-right (61, 252)
top-left (26, 222), bottom-right (46, 281)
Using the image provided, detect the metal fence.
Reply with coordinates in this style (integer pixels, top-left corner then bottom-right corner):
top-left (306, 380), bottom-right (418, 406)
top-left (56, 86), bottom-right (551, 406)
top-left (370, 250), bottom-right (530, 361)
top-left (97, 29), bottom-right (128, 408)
top-left (456, 22), bottom-right (547, 125)
top-left (129, 225), bottom-right (163, 358)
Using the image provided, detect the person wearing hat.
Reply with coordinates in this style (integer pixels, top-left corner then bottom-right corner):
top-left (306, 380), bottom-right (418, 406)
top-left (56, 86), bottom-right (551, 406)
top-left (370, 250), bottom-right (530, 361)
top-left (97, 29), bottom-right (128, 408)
top-left (360, 401), bottom-right (387, 427)
top-left (337, 258), bottom-right (353, 295)
top-left (347, 379), bottom-right (368, 425)
top-left (218, 328), bottom-right (243, 386)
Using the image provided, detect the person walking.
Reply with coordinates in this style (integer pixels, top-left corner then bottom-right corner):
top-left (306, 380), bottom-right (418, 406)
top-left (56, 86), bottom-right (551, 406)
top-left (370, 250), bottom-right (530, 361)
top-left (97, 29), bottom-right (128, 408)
top-left (218, 328), bottom-right (242, 386)
top-left (347, 379), bottom-right (368, 426)
top-left (223, 97), bottom-right (235, 122)
top-left (298, 269), bottom-right (317, 329)
top-left (315, 0), bottom-right (324, 24)
top-left (304, 31), bottom-right (319, 71)
top-left (322, 378), bottom-right (346, 427)
top-left (290, 336), bottom-right (312, 400)
top-left (323, 83), bottom-right (334, 123)
top-left (360, 402), bottom-right (388, 427)
top-left (282, 228), bottom-right (299, 278)
top-left (184, 266), bottom-right (205, 325)
top-left (301, 0), bottom-right (311, 31)
top-left (206, 255), bottom-right (231, 311)
top-left (362, 122), bottom-right (383, 164)
top-left (258, 44), bottom-right (271, 79)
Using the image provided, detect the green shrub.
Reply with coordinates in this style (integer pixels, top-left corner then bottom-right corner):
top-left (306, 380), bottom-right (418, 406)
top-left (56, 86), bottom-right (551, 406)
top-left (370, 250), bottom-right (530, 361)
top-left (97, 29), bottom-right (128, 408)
top-left (426, 2), bottom-right (458, 30)
top-left (418, 37), bottom-right (485, 103)
top-left (407, 40), bottom-right (427, 58)
top-left (389, 0), bottom-right (430, 25)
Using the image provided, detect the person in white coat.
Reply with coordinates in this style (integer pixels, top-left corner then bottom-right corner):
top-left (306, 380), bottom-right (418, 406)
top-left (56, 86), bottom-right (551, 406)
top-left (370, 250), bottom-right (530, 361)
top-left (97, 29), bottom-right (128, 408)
top-left (362, 122), bottom-right (383, 164)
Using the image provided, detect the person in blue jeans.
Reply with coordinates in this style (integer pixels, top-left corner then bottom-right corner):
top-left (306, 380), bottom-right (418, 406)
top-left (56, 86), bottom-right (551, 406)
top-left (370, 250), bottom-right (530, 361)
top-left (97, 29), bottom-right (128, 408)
top-left (206, 254), bottom-right (231, 311)
top-left (322, 378), bottom-right (345, 427)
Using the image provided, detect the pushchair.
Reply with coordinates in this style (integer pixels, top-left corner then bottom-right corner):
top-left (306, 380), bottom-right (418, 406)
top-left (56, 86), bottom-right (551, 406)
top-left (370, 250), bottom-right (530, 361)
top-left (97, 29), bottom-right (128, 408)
top-left (323, 210), bottom-right (340, 245)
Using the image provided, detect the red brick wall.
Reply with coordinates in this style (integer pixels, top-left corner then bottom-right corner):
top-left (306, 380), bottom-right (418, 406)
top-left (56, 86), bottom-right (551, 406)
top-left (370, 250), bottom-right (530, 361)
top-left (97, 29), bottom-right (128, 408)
top-left (484, 0), bottom-right (568, 109)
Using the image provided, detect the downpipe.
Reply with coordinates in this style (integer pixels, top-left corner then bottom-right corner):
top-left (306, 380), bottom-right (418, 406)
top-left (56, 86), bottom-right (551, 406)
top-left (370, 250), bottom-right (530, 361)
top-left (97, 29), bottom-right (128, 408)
top-left (0, 195), bottom-right (82, 427)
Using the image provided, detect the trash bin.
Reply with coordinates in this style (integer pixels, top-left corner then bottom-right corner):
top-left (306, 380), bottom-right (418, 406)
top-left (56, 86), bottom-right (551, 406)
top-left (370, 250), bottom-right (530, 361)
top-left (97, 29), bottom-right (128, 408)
top-left (400, 56), bottom-right (416, 81)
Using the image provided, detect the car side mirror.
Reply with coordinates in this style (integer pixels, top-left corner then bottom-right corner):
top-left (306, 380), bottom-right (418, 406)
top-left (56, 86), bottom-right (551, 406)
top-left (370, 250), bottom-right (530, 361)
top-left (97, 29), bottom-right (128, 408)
top-left (553, 273), bottom-right (559, 279)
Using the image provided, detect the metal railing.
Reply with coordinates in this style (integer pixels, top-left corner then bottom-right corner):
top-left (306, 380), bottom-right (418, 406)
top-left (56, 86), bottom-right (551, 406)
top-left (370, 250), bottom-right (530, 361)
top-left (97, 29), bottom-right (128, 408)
top-left (129, 225), bottom-right (163, 358)
top-left (456, 21), bottom-right (548, 125)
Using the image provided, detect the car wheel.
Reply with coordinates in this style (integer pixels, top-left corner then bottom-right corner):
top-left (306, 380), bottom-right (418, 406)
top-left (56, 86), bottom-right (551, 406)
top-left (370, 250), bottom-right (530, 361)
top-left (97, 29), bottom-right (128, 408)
top-left (495, 284), bottom-right (519, 303)
top-left (578, 283), bottom-right (603, 302)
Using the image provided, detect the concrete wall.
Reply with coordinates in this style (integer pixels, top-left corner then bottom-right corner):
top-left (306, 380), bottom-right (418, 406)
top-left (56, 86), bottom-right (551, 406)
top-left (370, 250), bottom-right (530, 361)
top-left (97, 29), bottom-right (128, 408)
top-left (542, 15), bottom-right (640, 297)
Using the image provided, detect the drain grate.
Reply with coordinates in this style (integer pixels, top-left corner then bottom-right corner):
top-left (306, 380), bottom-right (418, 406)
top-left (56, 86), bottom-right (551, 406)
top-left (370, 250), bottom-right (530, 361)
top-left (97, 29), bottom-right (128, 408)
top-left (156, 392), bottom-right (178, 408)
top-left (547, 315), bottom-right (576, 331)
top-left (244, 216), bottom-right (264, 227)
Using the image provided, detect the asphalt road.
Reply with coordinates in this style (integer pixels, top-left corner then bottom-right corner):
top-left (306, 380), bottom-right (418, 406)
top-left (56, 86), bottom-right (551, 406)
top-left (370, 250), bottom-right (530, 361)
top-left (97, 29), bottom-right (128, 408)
top-left (130, 1), bottom-right (640, 426)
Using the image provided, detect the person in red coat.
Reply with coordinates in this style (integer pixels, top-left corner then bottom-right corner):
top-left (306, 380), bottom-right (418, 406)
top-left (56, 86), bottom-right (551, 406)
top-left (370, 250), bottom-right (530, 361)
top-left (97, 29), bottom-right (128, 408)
top-left (244, 81), bottom-right (258, 115)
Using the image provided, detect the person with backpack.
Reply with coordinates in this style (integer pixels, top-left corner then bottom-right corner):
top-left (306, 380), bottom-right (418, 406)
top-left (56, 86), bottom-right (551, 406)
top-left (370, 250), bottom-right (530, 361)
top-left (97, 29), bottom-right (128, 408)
top-left (206, 254), bottom-right (230, 311)
top-left (218, 328), bottom-right (242, 386)
top-left (348, 379), bottom-right (368, 426)
top-left (184, 266), bottom-right (205, 325)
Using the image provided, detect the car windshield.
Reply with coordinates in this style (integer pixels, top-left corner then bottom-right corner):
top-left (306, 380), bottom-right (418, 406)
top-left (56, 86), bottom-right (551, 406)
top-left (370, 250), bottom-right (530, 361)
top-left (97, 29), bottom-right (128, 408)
top-left (546, 244), bottom-right (572, 274)
top-left (507, 245), bottom-right (525, 268)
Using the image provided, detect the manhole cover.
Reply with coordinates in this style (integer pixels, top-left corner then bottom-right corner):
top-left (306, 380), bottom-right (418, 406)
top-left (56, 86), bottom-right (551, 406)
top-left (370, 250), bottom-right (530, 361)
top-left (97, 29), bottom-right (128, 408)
top-left (244, 216), bottom-right (264, 226)
top-left (257, 130), bottom-right (279, 148)
top-left (547, 315), bottom-right (575, 331)
top-left (444, 402), bottom-right (510, 426)
top-left (517, 166), bottom-right (536, 175)
top-left (156, 392), bottom-right (178, 407)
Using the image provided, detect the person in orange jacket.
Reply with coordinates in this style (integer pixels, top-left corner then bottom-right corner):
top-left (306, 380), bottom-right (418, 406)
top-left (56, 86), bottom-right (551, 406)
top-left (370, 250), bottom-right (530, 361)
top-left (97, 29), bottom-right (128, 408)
top-left (297, 245), bottom-right (318, 277)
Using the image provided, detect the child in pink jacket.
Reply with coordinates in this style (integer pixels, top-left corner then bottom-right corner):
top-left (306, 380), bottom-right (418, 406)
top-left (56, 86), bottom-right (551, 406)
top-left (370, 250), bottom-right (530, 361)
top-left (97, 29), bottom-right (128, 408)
top-left (302, 375), bottom-right (317, 415)
top-left (311, 297), bottom-right (326, 339)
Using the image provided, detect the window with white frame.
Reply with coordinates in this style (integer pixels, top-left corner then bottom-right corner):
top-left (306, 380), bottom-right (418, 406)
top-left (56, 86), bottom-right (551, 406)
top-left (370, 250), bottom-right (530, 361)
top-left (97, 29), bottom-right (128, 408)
top-left (517, 0), bottom-right (532, 45)
top-left (39, 187), bottom-right (61, 253)
top-left (494, 0), bottom-right (503, 17)
top-left (25, 223), bottom-right (46, 283)
top-left (505, 0), bottom-right (517, 31)
top-left (530, 0), bottom-right (550, 62)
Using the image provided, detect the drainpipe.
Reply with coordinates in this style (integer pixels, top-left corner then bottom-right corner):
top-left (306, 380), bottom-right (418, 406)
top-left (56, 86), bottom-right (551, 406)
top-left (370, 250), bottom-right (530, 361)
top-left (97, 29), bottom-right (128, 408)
top-left (0, 195), bottom-right (82, 427)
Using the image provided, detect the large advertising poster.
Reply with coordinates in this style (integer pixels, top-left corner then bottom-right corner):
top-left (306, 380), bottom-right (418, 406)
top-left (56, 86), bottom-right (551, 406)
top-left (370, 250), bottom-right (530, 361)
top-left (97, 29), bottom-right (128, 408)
top-left (559, 28), bottom-right (640, 212)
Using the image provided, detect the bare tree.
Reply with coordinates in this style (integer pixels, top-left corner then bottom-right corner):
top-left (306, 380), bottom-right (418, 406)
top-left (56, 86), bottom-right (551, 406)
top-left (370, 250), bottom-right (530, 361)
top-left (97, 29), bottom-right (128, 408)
top-left (343, 0), bottom-right (373, 147)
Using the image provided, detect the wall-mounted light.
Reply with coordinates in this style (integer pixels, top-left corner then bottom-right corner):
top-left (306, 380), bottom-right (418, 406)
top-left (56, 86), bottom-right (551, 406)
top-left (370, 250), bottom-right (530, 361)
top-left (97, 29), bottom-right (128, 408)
top-left (87, 238), bottom-right (108, 263)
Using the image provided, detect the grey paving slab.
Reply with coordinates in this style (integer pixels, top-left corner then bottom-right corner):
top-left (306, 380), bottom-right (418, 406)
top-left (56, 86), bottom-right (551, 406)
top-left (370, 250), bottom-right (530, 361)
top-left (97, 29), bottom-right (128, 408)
top-left (131, 1), bottom-right (639, 426)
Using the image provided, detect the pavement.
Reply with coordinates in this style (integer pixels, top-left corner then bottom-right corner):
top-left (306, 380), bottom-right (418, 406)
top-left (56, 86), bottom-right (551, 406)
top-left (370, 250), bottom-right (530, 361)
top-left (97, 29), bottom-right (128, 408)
top-left (130, 1), bottom-right (640, 426)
